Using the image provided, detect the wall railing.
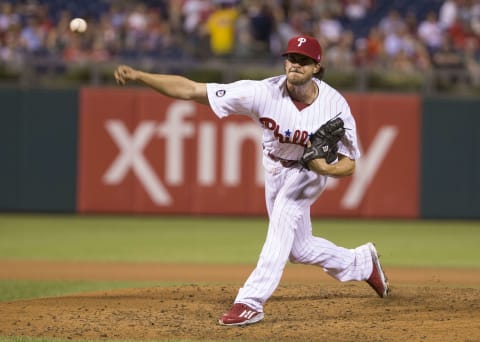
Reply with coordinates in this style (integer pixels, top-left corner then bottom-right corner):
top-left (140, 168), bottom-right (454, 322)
top-left (1, 56), bottom-right (478, 96)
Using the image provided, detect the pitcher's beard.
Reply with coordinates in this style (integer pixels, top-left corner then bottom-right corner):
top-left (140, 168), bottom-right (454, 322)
top-left (287, 72), bottom-right (310, 86)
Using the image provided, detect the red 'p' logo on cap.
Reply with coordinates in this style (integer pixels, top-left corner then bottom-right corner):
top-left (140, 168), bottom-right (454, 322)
top-left (297, 37), bottom-right (307, 47)
top-left (282, 35), bottom-right (323, 63)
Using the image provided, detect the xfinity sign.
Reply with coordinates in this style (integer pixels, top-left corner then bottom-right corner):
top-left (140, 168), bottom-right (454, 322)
top-left (102, 101), bottom-right (396, 208)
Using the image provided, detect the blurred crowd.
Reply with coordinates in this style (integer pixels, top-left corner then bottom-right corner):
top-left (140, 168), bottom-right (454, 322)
top-left (1, 0), bottom-right (480, 85)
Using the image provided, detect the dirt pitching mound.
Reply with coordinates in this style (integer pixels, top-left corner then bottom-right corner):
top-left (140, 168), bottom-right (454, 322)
top-left (1, 283), bottom-right (480, 342)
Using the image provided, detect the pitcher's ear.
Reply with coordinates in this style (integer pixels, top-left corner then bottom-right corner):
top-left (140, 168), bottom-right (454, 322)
top-left (314, 66), bottom-right (326, 80)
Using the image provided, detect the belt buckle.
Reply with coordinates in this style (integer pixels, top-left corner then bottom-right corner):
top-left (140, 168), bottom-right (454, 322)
top-left (268, 152), bottom-right (297, 168)
top-left (280, 160), bottom-right (297, 168)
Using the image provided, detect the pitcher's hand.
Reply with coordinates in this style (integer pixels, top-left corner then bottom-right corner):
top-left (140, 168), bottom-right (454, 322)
top-left (114, 65), bottom-right (140, 85)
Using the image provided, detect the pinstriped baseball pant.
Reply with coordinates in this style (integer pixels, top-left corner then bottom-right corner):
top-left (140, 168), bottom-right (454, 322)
top-left (234, 156), bottom-right (373, 312)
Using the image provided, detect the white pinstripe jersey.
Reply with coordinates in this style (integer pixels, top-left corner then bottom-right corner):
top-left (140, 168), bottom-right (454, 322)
top-left (206, 75), bottom-right (361, 161)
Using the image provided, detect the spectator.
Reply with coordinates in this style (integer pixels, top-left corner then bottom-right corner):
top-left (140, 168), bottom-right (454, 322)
top-left (417, 11), bottom-right (444, 54)
top-left (234, 4), bottom-right (253, 58)
top-left (98, 12), bottom-right (122, 55)
top-left (108, 4), bottom-right (127, 30)
top-left (0, 27), bottom-right (23, 64)
top-left (141, 9), bottom-right (167, 56)
top-left (353, 37), bottom-right (369, 67)
top-left (126, 3), bottom-right (149, 33)
top-left (309, 0), bottom-right (343, 20)
top-left (343, 0), bottom-right (370, 22)
top-left (167, 0), bottom-right (183, 33)
top-left (47, 10), bottom-right (74, 56)
top-left (204, 2), bottom-right (239, 58)
top-left (182, 0), bottom-right (211, 34)
top-left (123, 3), bottom-right (152, 53)
top-left (404, 10), bottom-right (419, 35)
top-left (0, 2), bottom-right (20, 32)
top-left (36, 4), bottom-right (54, 32)
top-left (317, 10), bottom-right (343, 47)
top-left (439, 0), bottom-right (460, 30)
top-left (378, 9), bottom-right (406, 36)
top-left (457, 0), bottom-right (473, 25)
top-left (248, 2), bottom-right (275, 56)
top-left (470, 0), bottom-right (480, 35)
top-left (269, 5), bottom-right (308, 57)
top-left (383, 26), bottom-right (416, 58)
top-left (180, 0), bottom-right (211, 59)
top-left (448, 16), bottom-right (469, 49)
top-left (364, 26), bottom-right (385, 66)
top-left (19, 16), bottom-right (47, 53)
top-left (284, 7), bottom-right (313, 36)
top-left (324, 30), bottom-right (355, 70)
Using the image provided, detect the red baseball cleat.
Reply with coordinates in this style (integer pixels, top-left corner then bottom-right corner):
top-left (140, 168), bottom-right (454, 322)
top-left (218, 303), bottom-right (264, 326)
top-left (366, 242), bottom-right (390, 298)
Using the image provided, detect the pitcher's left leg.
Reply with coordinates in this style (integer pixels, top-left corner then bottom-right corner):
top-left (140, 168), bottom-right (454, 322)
top-left (289, 216), bottom-right (389, 296)
top-left (233, 210), bottom-right (298, 312)
top-left (289, 214), bottom-right (372, 281)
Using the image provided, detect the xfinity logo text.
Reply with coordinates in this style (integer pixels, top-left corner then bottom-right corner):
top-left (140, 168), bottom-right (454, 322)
top-left (103, 101), bottom-right (263, 205)
top-left (102, 101), bottom-right (397, 208)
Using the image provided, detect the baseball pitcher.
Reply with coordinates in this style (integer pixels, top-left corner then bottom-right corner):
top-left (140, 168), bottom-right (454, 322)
top-left (114, 35), bottom-right (389, 326)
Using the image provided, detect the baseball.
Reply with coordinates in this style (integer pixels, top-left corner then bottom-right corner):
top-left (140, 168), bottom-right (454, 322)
top-left (69, 18), bottom-right (87, 33)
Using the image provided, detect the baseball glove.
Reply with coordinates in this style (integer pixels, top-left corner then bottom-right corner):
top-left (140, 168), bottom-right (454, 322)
top-left (299, 117), bottom-right (346, 169)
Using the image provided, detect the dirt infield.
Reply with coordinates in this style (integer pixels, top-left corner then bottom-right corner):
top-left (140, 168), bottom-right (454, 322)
top-left (1, 261), bottom-right (480, 342)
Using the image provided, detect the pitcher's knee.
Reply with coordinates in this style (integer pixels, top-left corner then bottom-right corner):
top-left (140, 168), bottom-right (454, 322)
top-left (289, 248), bottom-right (311, 264)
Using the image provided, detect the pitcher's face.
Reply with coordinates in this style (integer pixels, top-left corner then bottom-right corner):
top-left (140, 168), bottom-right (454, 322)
top-left (284, 54), bottom-right (320, 85)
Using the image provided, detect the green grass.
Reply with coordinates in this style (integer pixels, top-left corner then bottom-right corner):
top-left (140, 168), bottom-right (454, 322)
top-left (0, 215), bottom-right (267, 264)
top-left (1, 214), bottom-right (479, 267)
top-left (1, 215), bottom-right (480, 303)
top-left (311, 219), bottom-right (480, 268)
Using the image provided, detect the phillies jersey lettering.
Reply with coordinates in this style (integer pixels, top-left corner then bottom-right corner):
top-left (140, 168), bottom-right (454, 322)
top-left (259, 117), bottom-right (310, 146)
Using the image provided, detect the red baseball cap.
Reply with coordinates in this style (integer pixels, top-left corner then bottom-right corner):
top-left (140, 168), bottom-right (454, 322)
top-left (282, 35), bottom-right (322, 63)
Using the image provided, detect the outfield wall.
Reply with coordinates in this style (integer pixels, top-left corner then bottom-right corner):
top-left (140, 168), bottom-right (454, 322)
top-left (0, 89), bottom-right (77, 212)
top-left (0, 88), bottom-right (478, 218)
top-left (421, 98), bottom-right (480, 219)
